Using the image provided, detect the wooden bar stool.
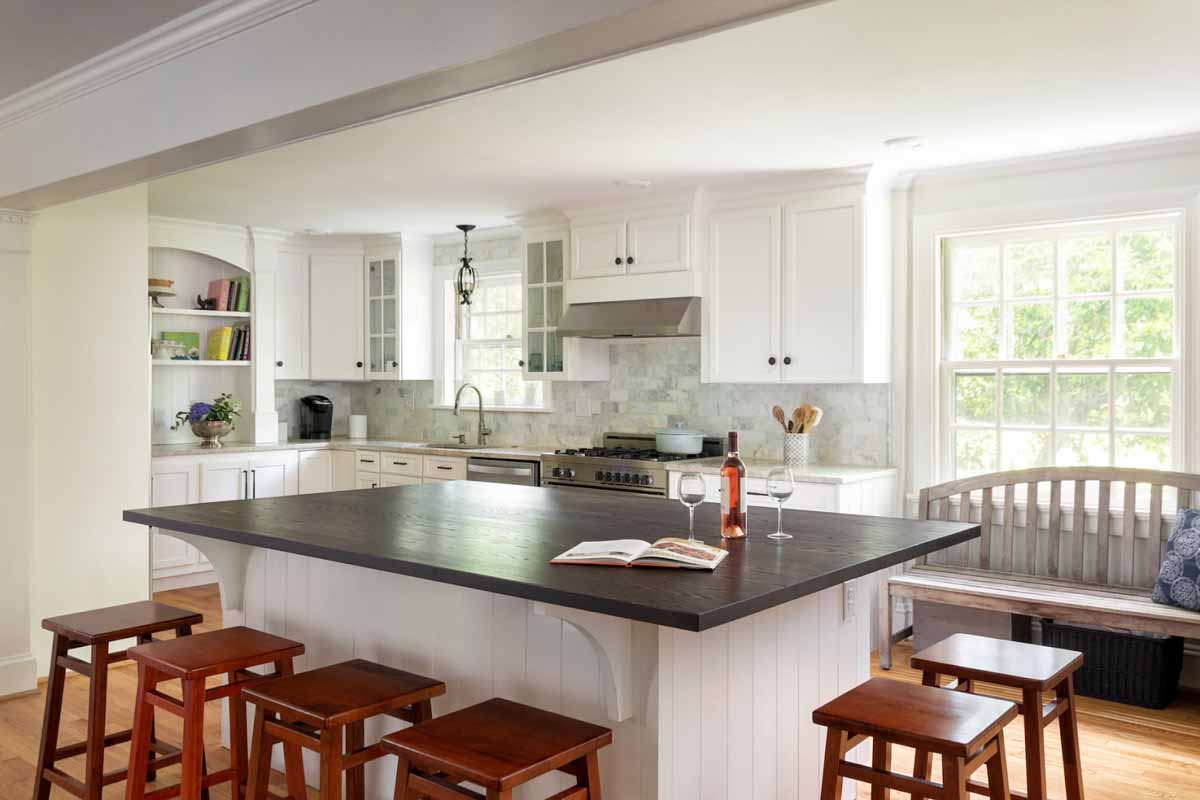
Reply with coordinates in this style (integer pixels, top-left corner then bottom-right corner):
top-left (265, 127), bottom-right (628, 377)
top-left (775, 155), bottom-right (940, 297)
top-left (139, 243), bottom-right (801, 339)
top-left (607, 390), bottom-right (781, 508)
top-left (242, 659), bottom-right (446, 800)
top-left (381, 697), bottom-right (612, 800)
top-left (33, 601), bottom-right (203, 800)
top-left (812, 677), bottom-right (1018, 800)
top-left (910, 634), bottom-right (1086, 800)
top-left (125, 625), bottom-right (306, 800)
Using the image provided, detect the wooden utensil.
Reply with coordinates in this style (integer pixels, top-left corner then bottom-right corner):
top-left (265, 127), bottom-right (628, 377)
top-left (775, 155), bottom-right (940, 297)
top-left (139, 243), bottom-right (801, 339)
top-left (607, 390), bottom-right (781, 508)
top-left (772, 405), bottom-right (789, 432)
top-left (792, 406), bottom-right (805, 433)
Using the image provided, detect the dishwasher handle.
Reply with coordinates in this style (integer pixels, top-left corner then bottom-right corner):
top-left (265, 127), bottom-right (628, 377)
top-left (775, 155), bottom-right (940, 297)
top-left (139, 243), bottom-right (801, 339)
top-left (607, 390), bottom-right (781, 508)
top-left (467, 458), bottom-right (540, 485)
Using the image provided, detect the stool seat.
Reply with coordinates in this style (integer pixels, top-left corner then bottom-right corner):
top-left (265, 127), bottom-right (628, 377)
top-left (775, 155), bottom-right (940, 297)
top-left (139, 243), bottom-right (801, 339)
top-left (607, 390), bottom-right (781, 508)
top-left (813, 677), bottom-right (1018, 756)
top-left (42, 600), bottom-right (201, 644)
top-left (244, 658), bottom-right (445, 729)
top-left (912, 633), bottom-right (1083, 691)
top-left (383, 697), bottom-right (612, 792)
top-left (128, 624), bottom-right (304, 679)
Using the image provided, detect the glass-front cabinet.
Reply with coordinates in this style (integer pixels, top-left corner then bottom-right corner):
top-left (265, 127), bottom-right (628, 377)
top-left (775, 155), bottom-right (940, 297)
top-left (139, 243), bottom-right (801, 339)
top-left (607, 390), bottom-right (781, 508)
top-left (366, 253), bottom-right (400, 380)
top-left (523, 228), bottom-right (567, 379)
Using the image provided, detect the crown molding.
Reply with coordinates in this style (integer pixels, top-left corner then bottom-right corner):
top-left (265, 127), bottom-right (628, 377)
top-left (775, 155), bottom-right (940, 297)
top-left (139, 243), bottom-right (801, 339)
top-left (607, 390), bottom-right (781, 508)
top-left (0, 0), bottom-right (316, 130)
top-left (0, 208), bottom-right (33, 226)
top-left (432, 224), bottom-right (521, 245)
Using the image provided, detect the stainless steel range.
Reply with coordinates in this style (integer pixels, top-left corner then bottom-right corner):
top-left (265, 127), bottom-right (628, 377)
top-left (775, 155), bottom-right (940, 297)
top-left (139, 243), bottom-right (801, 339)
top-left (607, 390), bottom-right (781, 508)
top-left (541, 432), bottom-right (723, 496)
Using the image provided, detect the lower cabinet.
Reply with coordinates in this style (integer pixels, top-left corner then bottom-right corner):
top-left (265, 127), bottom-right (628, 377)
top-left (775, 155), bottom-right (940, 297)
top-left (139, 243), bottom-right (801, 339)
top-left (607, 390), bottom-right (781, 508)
top-left (332, 450), bottom-right (357, 491)
top-left (298, 450), bottom-right (332, 494)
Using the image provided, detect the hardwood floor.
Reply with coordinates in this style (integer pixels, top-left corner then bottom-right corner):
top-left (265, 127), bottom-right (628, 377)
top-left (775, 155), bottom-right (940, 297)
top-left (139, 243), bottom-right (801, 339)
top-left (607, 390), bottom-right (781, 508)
top-left (1, 583), bottom-right (1197, 799)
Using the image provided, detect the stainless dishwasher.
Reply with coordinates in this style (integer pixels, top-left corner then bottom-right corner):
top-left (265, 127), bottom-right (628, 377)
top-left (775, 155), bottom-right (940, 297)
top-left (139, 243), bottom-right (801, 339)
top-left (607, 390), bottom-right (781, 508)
top-left (465, 457), bottom-right (540, 486)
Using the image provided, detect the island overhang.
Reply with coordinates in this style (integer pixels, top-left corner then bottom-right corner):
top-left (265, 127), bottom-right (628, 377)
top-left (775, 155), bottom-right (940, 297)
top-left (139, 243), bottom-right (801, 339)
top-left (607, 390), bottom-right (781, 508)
top-left (124, 481), bottom-right (978, 631)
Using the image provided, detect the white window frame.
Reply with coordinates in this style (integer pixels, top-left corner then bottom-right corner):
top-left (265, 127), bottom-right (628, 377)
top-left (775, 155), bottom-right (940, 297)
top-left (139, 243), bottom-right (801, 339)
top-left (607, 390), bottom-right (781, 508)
top-left (432, 258), bottom-right (553, 412)
top-left (909, 190), bottom-right (1197, 495)
top-left (940, 213), bottom-right (1183, 478)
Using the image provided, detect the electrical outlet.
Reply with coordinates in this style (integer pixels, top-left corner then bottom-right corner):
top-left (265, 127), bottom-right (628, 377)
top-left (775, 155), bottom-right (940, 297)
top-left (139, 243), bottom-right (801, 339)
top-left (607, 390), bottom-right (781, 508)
top-left (575, 397), bottom-right (591, 417)
top-left (842, 581), bottom-right (856, 623)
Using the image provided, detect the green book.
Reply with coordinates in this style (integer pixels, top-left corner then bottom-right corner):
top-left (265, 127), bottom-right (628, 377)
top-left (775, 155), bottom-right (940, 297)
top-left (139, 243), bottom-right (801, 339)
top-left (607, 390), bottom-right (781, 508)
top-left (161, 331), bottom-right (201, 360)
top-left (235, 277), bottom-right (250, 312)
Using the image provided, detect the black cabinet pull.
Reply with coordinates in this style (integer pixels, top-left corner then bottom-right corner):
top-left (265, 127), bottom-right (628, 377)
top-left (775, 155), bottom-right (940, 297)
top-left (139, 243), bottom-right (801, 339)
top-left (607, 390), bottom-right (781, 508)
top-left (768, 356), bottom-right (777, 365)
top-left (437, 465), bottom-right (452, 470)
top-left (783, 356), bottom-right (792, 365)
top-left (276, 360), bottom-right (283, 367)
top-left (360, 459), bottom-right (374, 464)
top-left (356, 361), bottom-right (363, 368)
top-left (614, 257), bottom-right (623, 265)
top-left (392, 360), bottom-right (398, 368)
top-left (627, 255), bottom-right (635, 265)
top-left (518, 360), bottom-right (525, 367)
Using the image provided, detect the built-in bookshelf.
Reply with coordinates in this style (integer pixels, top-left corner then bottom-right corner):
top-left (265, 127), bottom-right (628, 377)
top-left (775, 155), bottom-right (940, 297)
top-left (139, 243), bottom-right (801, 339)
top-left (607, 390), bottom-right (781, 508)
top-left (153, 359), bottom-right (253, 367)
top-left (152, 307), bottom-right (251, 319)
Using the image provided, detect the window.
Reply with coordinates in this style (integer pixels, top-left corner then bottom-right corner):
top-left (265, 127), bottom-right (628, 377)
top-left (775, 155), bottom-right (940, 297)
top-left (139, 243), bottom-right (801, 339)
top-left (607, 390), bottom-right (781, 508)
top-left (441, 270), bottom-right (546, 409)
top-left (942, 213), bottom-right (1181, 478)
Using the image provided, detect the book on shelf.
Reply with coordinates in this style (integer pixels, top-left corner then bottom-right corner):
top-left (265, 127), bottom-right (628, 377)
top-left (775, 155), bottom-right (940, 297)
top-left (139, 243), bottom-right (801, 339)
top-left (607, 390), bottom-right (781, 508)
top-left (160, 331), bottom-right (200, 360)
top-left (229, 280), bottom-right (240, 312)
top-left (550, 538), bottom-right (728, 570)
top-left (234, 277), bottom-right (250, 311)
top-left (205, 326), bottom-right (233, 360)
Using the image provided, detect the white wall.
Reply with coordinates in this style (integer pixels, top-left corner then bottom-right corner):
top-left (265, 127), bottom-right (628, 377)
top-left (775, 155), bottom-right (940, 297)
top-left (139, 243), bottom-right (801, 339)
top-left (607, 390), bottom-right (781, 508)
top-left (0, 212), bottom-right (35, 696)
top-left (0, 0), bottom-right (668, 200)
top-left (30, 186), bottom-right (151, 670)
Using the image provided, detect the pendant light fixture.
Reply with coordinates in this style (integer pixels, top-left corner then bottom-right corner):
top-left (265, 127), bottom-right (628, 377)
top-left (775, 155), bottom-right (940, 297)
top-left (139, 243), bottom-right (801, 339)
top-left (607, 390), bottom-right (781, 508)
top-left (454, 224), bottom-right (477, 306)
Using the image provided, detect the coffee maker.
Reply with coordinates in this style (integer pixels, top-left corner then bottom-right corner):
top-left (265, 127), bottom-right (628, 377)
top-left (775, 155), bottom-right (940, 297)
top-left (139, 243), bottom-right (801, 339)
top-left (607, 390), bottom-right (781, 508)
top-left (299, 395), bottom-right (333, 440)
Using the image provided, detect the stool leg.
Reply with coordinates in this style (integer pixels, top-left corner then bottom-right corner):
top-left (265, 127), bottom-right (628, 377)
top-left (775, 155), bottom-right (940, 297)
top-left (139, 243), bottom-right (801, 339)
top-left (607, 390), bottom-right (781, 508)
top-left (246, 707), bottom-right (276, 800)
top-left (1056, 677), bottom-right (1085, 800)
top-left (985, 733), bottom-right (1011, 800)
top-left (228, 673), bottom-right (249, 800)
top-left (391, 757), bottom-right (411, 800)
top-left (910, 671), bottom-right (938, 800)
top-left (319, 727), bottom-right (344, 800)
top-left (126, 663), bottom-right (157, 800)
top-left (1022, 687), bottom-right (1047, 800)
top-left (582, 751), bottom-right (603, 800)
top-left (819, 728), bottom-right (848, 800)
top-left (135, 634), bottom-right (159, 783)
top-left (32, 634), bottom-right (69, 800)
top-left (275, 658), bottom-right (309, 800)
top-left (345, 721), bottom-right (365, 800)
top-left (180, 677), bottom-right (207, 800)
top-left (84, 643), bottom-right (110, 800)
top-left (872, 738), bottom-right (892, 800)
top-left (941, 755), bottom-right (967, 800)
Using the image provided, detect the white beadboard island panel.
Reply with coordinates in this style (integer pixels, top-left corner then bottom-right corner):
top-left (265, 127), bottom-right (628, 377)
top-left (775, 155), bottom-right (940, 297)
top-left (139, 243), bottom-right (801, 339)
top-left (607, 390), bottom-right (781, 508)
top-left (231, 548), bottom-right (871, 800)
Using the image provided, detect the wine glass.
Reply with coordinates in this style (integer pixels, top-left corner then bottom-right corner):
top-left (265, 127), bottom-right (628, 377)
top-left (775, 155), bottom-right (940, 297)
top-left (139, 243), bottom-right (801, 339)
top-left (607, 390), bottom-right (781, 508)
top-left (766, 466), bottom-right (794, 540)
top-left (677, 472), bottom-right (707, 543)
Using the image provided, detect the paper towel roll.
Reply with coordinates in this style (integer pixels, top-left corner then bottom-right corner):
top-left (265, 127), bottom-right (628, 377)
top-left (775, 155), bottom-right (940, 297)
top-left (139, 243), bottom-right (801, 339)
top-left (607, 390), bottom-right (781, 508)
top-left (349, 414), bottom-right (368, 439)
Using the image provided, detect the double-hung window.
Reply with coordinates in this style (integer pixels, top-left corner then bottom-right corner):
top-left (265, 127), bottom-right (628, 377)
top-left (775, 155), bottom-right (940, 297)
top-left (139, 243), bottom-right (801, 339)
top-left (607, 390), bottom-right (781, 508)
top-left (440, 270), bottom-right (546, 409)
top-left (942, 213), bottom-right (1181, 478)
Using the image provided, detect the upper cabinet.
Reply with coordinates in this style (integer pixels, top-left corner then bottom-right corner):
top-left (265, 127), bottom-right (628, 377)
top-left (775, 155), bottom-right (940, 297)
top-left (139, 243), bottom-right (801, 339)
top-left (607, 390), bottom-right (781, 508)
top-left (364, 235), bottom-right (433, 381)
top-left (571, 210), bottom-right (690, 279)
top-left (702, 176), bottom-right (891, 384)
top-left (365, 253), bottom-right (400, 379)
top-left (274, 250), bottom-right (310, 379)
top-left (310, 252), bottom-right (365, 381)
top-left (520, 224), bottom-right (609, 382)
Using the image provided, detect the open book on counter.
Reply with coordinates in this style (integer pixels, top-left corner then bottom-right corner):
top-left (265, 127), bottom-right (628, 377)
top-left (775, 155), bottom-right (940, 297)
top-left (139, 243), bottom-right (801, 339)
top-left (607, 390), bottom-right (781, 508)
top-left (550, 538), bottom-right (728, 570)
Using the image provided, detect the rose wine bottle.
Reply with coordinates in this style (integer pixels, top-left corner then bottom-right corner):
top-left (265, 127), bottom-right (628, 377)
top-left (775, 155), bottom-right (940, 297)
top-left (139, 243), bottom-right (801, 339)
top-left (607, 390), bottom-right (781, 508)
top-left (720, 431), bottom-right (747, 538)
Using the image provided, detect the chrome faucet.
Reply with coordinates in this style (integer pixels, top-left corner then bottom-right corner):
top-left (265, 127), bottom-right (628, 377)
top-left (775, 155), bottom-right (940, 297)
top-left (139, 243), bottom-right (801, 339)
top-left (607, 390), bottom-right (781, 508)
top-left (452, 382), bottom-right (492, 446)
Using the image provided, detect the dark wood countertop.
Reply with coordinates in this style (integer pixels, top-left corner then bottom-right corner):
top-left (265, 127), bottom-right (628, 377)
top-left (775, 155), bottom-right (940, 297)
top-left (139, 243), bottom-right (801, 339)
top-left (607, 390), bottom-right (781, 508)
top-left (125, 482), bottom-right (977, 631)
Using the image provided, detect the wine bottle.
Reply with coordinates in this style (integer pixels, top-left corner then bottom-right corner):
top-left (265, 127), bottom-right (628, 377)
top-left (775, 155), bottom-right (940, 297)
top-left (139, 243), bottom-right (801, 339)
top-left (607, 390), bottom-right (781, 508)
top-left (720, 431), bottom-right (747, 538)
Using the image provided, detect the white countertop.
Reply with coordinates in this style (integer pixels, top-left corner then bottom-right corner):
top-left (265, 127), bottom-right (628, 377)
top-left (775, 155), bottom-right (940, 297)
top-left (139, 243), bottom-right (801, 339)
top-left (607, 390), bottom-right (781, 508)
top-left (665, 457), bottom-right (897, 484)
top-left (151, 437), bottom-right (548, 462)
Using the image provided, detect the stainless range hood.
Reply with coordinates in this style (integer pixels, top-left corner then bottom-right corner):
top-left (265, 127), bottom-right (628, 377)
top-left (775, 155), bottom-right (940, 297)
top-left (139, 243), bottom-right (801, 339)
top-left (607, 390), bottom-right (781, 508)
top-left (555, 296), bottom-right (701, 338)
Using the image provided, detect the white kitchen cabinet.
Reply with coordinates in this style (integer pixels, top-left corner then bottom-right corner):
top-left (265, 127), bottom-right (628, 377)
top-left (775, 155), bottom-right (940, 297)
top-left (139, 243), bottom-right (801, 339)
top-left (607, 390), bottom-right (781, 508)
top-left (198, 456), bottom-right (247, 502)
top-left (275, 250), bottom-right (310, 379)
top-left (423, 455), bottom-right (467, 481)
top-left (667, 471), bottom-right (897, 516)
top-left (704, 205), bottom-right (781, 384)
top-left (358, 474), bottom-right (382, 489)
top-left (151, 459), bottom-right (206, 588)
top-left (381, 475), bottom-right (422, 487)
top-left (571, 212), bottom-right (689, 279)
top-left (703, 180), bottom-right (890, 384)
top-left (365, 236), bottom-right (433, 381)
top-left (521, 226), bottom-right (609, 382)
top-left (198, 450), bottom-right (298, 501)
top-left (310, 253), bottom-right (365, 381)
top-left (332, 450), bottom-right (357, 491)
top-left (298, 450), bottom-right (332, 494)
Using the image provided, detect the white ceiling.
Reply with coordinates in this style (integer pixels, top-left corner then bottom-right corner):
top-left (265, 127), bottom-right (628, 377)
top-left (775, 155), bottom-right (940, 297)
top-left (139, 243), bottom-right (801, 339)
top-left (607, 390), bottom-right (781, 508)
top-left (150, 0), bottom-right (1200, 235)
top-left (0, 0), bottom-right (211, 101)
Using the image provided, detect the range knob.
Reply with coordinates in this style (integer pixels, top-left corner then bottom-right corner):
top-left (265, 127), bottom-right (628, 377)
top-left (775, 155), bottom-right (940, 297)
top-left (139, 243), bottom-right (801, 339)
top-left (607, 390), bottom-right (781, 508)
top-left (552, 467), bottom-right (564, 478)
top-left (564, 468), bottom-right (575, 479)
top-left (604, 471), bottom-right (613, 482)
top-left (622, 473), bottom-right (632, 484)
top-left (595, 470), bottom-right (604, 481)
top-left (641, 474), bottom-right (653, 486)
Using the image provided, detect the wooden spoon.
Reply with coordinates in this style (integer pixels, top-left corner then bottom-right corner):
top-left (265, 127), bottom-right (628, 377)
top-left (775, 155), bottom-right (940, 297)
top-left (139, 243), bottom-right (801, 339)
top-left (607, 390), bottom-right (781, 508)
top-left (772, 405), bottom-right (788, 432)
top-left (792, 406), bottom-right (805, 433)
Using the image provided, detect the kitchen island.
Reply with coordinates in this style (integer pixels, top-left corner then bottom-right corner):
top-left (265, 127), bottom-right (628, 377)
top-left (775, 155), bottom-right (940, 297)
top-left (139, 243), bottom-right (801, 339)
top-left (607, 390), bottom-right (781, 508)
top-left (125, 482), bottom-right (977, 800)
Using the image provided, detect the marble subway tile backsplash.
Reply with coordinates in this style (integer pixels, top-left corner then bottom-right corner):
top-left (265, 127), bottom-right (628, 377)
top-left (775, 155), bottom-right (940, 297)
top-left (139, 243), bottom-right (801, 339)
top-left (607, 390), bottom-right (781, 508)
top-left (276, 380), bottom-right (369, 439)
top-left (350, 339), bottom-right (891, 466)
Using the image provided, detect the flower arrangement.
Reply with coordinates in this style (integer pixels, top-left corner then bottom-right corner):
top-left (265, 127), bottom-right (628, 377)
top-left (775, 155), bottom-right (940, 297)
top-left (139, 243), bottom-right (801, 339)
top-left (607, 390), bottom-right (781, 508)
top-left (172, 392), bottom-right (242, 431)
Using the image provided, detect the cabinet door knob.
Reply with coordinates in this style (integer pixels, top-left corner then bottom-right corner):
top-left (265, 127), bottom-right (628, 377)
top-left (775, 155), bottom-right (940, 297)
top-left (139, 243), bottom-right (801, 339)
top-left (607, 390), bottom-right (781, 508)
top-left (783, 356), bottom-right (792, 365)
top-left (392, 360), bottom-right (398, 368)
top-left (356, 361), bottom-right (363, 368)
top-left (276, 360), bottom-right (283, 367)
top-left (627, 255), bottom-right (635, 265)
top-left (768, 356), bottom-right (777, 366)
top-left (614, 257), bottom-right (623, 265)
top-left (518, 359), bottom-right (525, 367)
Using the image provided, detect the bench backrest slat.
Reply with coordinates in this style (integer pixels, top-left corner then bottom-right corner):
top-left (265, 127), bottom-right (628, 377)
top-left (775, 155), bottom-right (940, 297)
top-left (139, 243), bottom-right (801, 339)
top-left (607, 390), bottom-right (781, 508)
top-left (918, 467), bottom-right (1200, 589)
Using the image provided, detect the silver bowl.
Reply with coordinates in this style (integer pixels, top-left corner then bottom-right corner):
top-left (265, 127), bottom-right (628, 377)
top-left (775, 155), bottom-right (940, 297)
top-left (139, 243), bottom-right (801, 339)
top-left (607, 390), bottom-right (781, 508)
top-left (191, 420), bottom-right (233, 449)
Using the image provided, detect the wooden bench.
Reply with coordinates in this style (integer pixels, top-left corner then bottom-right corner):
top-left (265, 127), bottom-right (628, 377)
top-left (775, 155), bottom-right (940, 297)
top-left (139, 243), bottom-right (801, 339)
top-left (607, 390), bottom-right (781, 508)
top-left (881, 467), bottom-right (1200, 669)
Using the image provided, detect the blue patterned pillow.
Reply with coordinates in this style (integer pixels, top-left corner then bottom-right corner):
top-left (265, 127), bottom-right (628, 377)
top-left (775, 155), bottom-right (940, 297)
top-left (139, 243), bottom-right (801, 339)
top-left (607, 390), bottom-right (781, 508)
top-left (1152, 508), bottom-right (1200, 611)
